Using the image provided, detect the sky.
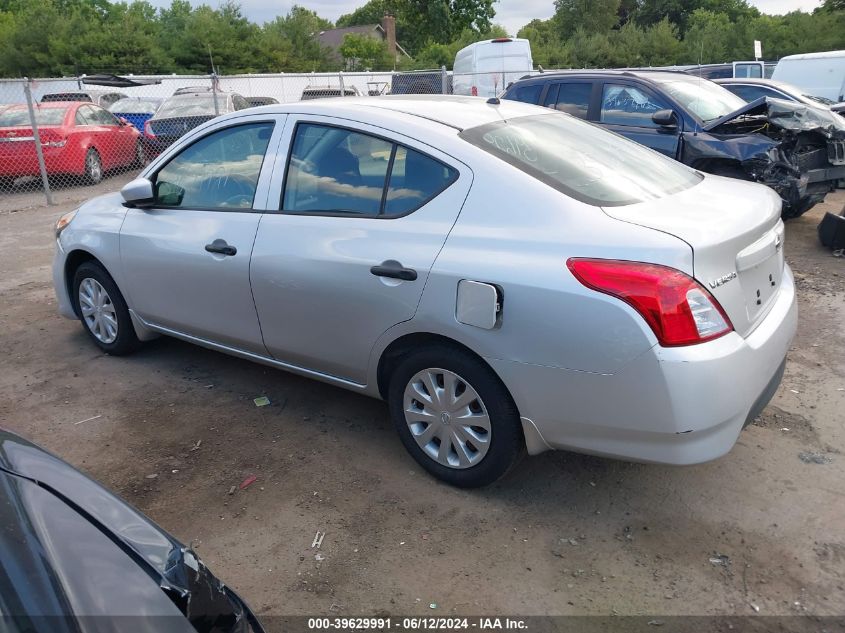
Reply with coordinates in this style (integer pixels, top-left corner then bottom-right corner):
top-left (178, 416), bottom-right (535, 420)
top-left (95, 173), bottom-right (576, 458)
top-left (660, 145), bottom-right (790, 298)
top-left (151, 0), bottom-right (824, 35)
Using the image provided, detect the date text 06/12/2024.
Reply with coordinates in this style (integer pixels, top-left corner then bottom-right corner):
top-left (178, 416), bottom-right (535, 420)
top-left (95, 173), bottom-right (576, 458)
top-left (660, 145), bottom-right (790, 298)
top-left (307, 617), bottom-right (528, 630)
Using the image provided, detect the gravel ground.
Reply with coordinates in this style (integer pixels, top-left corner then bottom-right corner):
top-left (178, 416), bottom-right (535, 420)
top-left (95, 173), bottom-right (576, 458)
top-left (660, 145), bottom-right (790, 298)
top-left (0, 187), bottom-right (843, 620)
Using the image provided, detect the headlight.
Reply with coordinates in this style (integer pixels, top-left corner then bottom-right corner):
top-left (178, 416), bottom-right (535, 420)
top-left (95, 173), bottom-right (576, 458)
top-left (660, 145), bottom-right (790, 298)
top-left (55, 210), bottom-right (77, 238)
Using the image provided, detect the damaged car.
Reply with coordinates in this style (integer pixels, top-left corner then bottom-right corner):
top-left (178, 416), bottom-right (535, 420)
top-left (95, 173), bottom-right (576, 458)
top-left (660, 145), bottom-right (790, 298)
top-left (0, 428), bottom-right (264, 633)
top-left (503, 70), bottom-right (845, 218)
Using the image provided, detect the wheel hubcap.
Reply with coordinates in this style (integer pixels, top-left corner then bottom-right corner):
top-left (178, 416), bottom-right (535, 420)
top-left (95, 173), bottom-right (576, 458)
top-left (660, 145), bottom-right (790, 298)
top-left (78, 278), bottom-right (117, 344)
top-left (403, 368), bottom-right (491, 469)
top-left (88, 154), bottom-right (101, 180)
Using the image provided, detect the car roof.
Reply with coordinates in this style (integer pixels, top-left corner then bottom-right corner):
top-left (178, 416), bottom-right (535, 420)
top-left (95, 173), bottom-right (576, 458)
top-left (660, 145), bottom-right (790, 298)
top-left (778, 50), bottom-right (845, 61)
top-left (9, 101), bottom-right (79, 109)
top-left (515, 69), bottom-right (696, 84)
top-left (271, 95), bottom-right (544, 131)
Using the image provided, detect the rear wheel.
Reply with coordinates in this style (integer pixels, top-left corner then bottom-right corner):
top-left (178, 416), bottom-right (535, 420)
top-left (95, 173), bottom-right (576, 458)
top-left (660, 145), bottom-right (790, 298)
top-left (84, 148), bottom-right (103, 185)
top-left (72, 261), bottom-right (139, 355)
top-left (388, 345), bottom-right (524, 488)
top-left (134, 141), bottom-right (146, 168)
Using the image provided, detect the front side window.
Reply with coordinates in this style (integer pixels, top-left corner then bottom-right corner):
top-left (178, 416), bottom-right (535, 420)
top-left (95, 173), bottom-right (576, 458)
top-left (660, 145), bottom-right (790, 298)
top-left (600, 84), bottom-right (669, 128)
top-left (282, 123), bottom-right (456, 217)
top-left (552, 82), bottom-right (592, 119)
top-left (153, 122), bottom-right (274, 210)
top-left (507, 83), bottom-right (542, 105)
top-left (460, 114), bottom-right (701, 207)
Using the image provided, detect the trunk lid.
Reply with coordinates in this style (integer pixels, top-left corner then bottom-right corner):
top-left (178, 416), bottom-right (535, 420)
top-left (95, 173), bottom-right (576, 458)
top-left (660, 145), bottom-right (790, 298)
top-left (602, 175), bottom-right (785, 338)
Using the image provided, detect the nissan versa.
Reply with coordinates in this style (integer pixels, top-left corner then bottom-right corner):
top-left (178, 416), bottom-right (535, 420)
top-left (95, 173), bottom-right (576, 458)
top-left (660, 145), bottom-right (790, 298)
top-left (52, 96), bottom-right (797, 488)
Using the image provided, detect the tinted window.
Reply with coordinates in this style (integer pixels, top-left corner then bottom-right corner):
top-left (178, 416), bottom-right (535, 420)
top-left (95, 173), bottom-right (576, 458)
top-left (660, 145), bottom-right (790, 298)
top-left (734, 63), bottom-right (763, 78)
top-left (507, 83), bottom-right (542, 104)
top-left (283, 123), bottom-right (456, 216)
top-left (0, 107), bottom-right (66, 126)
top-left (600, 84), bottom-right (668, 127)
top-left (543, 84), bottom-right (559, 108)
top-left (460, 114), bottom-right (701, 207)
top-left (727, 84), bottom-right (780, 103)
top-left (42, 93), bottom-right (91, 103)
top-left (384, 147), bottom-right (457, 216)
top-left (552, 82), bottom-right (592, 118)
top-left (233, 95), bottom-right (249, 110)
top-left (153, 122), bottom-right (274, 209)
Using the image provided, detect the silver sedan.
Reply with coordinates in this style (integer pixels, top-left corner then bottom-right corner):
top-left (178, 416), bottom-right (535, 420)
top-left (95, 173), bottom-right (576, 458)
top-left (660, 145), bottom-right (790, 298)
top-left (52, 96), bottom-right (797, 487)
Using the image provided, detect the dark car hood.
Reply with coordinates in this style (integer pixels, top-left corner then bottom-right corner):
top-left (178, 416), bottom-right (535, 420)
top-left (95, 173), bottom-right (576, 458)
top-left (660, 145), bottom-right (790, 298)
top-left (0, 429), bottom-right (261, 633)
top-left (703, 96), bottom-right (845, 138)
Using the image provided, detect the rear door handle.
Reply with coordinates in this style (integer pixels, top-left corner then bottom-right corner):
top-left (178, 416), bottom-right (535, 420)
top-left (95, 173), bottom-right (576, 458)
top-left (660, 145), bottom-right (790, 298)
top-left (370, 260), bottom-right (417, 281)
top-left (205, 239), bottom-right (237, 256)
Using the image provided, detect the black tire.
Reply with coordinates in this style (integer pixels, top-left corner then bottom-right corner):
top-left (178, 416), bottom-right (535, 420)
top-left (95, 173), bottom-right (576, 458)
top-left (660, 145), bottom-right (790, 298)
top-left (388, 345), bottom-right (524, 488)
top-left (84, 148), bottom-right (103, 185)
top-left (72, 261), bottom-right (139, 355)
top-left (133, 140), bottom-right (146, 168)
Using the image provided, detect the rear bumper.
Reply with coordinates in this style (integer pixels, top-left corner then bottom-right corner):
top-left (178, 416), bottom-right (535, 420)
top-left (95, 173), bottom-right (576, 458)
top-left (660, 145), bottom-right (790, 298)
top-left (0, 145), bottom-right (84, 177)
top-left (490, 265), bottom-right (798, 465)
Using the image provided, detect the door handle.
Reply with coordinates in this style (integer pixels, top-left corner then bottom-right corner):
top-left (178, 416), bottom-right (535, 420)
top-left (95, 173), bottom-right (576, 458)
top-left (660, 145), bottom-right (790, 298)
top-left (204, 239), bottom-right (237, 256)
top-left (370, 260), bottom-right (417, 281)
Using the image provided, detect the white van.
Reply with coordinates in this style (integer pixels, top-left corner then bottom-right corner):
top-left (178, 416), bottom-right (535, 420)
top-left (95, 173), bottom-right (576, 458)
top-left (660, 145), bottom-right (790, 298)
top-left (772, 50), bottom-right (845, 103)
top-left (453, 38), bottom-right (533, 98)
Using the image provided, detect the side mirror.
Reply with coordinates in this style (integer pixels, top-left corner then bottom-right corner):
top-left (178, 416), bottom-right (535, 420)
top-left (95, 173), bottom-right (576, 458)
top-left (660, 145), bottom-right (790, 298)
top-left (652, 109), bottom-right (677, 128)
top-left (121, 177), bottom-right (154, 207)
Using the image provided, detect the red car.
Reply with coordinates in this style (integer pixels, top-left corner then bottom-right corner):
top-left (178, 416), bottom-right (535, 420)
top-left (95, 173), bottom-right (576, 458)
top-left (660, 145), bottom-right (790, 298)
top-left (0, 101), bottom-right (142, 187)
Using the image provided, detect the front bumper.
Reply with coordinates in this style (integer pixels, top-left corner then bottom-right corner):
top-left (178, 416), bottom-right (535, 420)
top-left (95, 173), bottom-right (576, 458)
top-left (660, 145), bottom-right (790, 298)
top-left (491, 265), bottom-right (798, 465)
top-left (52, 239), bottom-right (77, 320)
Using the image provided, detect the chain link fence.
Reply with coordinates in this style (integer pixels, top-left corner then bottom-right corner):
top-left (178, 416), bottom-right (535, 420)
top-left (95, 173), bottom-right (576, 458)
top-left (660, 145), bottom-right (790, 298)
top-left (0, 68), bottom-right (534, 205)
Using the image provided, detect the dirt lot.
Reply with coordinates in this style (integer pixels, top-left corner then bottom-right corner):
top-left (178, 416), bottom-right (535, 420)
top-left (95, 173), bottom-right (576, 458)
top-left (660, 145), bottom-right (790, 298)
top-left (0, 186), bottom-right (843, 620)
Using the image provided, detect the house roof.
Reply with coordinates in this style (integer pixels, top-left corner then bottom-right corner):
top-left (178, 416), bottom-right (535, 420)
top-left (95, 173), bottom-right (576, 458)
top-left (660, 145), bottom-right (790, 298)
top-left (316, 24), bottom-right (410, 58)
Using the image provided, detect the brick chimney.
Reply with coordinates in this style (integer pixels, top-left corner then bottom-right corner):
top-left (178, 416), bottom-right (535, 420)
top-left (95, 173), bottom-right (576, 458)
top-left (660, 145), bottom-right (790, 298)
top-left (381, 14), bottom-right (397, 59)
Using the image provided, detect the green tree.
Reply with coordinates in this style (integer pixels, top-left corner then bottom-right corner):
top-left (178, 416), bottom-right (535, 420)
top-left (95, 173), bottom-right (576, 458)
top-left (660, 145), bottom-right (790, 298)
top-left (554, 0), bottom-right (621, 37)
top-left (339, 32), bottom-right (391, 70)
top-left (261, 5), bottom-right (333, 72)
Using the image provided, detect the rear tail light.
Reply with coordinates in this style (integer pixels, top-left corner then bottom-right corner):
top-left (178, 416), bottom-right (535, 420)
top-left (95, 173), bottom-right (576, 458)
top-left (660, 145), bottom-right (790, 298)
top-left (471, 86), bottom-right (478, 96)
top-left (567, 258), bottom-right (733, 347)
top-left (144, 120), bottom-right (155, 138)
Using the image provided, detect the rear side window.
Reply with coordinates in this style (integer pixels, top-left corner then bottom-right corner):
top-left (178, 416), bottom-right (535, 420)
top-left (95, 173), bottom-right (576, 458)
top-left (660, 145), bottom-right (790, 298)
top-left (551, 82), bottom-right (592, 119)
top-left (600, 84), bottom-right (669, 128)
top-left (507, 83), bottom-right (542, 104)
top-left (282, 123), bottom-right (457, 217)
top-left (460, 114), bottom-right (701, 207)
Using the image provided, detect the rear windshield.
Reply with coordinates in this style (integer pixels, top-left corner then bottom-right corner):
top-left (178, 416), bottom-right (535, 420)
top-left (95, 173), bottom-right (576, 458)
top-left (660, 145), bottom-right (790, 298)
top-left (42, 93), bottom-right (91, 102)
top-left (460, 114), bottom-right (701, 206)
top-left (109, 98), bottom-right (160, 114)
top-left (0, 107), bottom-right (67, 127)
top-left (156, 95), bottom-right (227, 118)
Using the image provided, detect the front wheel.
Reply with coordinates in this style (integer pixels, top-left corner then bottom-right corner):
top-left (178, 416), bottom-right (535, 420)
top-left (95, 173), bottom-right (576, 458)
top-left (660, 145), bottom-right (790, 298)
top-left (72, 261), bottom-right (139, 355)
top-left (388, 345), bottom-right (524, 488)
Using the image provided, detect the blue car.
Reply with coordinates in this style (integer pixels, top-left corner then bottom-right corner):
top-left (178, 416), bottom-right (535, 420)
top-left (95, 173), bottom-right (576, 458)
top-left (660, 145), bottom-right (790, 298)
top-left (502, 70), bottom-right (845, 218)
top-left (108, 96), bottom-right (163, 132)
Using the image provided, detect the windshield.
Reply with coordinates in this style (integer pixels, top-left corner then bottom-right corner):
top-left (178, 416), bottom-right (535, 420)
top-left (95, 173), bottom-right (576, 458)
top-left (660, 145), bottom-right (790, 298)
top-left (660, 79), bottom-right (747, 122)
top-left (0, 107), bottom-right (67, 127)
top-left (156, 95), bottom-right (227, 118)
top-left (109, 98), bottom-right (160, 114)
top-left (461, 114), bottom-right (702, 206)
